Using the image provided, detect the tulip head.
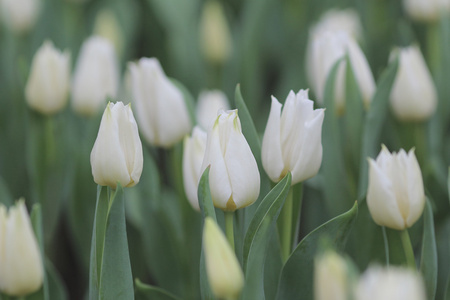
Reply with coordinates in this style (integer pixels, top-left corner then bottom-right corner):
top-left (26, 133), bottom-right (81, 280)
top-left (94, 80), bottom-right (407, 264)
top-left (196, 90), bottom-right (230, 130)
top-left (0, 0), bottom-right (40, 34)
top-left (312, 8), bottom-right (362, 40)
top-left (0, 200), bottom-right (44, 296)
top-left (201, 109), bottom-right (260, 211)
top-left (314, 250), bottom-right (351, 300)
top-left (93, 9), bottom-right (124, 57)
top-left (262, 90), bottom-right (324, 185)
top-left (183, 126), bottom-right (207, 211)
top-left (367, 146), bottom-right (425, 230)
top-left (90, 102), bottom-right (143, 189)
top-left (203, 217), bottom-right (244, 299)
top-left (72, 36), bottom-right (119, 116)
top-left (390, 46), bottom-right (437, 122)
top-left (403, 0), bottom-right (450, 22)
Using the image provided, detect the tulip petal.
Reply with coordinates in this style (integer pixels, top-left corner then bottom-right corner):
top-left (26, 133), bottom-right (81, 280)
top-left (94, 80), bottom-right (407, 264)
top-left (405, 149), bottom-right (425, 227)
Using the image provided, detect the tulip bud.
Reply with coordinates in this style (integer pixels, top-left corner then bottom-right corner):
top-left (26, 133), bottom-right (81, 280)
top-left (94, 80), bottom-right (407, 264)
top-left (196, 90), bottom-right (230, 130)
top-left (367, 146), bottom-right (425, 230)
top-left (201, 109), bottom-right (260, 211)
top-left (93, 9), bottom-right (124, 57)
top-left (312, 8), bottom-right (363, 40)
top-left (128, 57), bottom-right (192, 148)
top-left (262, 90), bottom-right (324, 185)
top-left (90, 102), bottom-right (143, 189)
top-left (0, 200), bottom-right (44, 296)
top-left (199, 0), bottom-right (232, 64)
top-left (314, 250), bottom-right (351, 300)
top-left (403, 0), bottom-right (450, 22)
top-left (390, 46), bottom-right (437, 122)
top-left (355, 266), bottom-right (426, 300)
top-left (0, 0), bottom-right (40, 34)
top-left (306, 30), bottom-right (375, 112)
top-left (72, 36), bottom-right (119, 116)
top-left (203, 217), bottom-right (244, 299)
top-left (25, 41), bottom-right (71, 115)
top-left (183, 126), bottom-right (207, 211)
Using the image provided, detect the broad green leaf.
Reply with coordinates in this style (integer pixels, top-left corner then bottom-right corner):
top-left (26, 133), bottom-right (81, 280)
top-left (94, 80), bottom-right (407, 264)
top-left (420, 199), bottom-right (438, 300)
top-left (45, 259), bottom-right (68, 300)
top-left (276, 202), bottom-right (358, 300)
top-left (241, 173), bottom-right (291, 299)
top-left (135, 279), bottom-right (182, 300)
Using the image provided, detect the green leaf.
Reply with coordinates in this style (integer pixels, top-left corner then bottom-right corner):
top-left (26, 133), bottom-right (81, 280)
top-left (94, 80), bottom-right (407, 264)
top-left (276, 202), bottom-right (358, 300)
top-left (135, 279), bottom-right (182, 300)
top-left (420, 199), bottom-right (438, 300)
top-left (0, 176), bottom-right (12, 206)
top-left (241, 173), bottom-right (291, 299)
top-left (30, 204), bottom-right (49, 300)
top-left (45, 259), bottom-right (68, 300)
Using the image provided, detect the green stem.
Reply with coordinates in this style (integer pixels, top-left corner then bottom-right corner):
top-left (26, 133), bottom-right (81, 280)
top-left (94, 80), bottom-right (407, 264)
top-left (225, 212), bottom-right (235, 251)
top-left (400, 229), bottom-right (416, 270)
top-left (281, 188), bottom-right (294, 262)
top-left (44, 116), bottom-right (56, 165)
top-left (382, 226), bottom-right (390, 267)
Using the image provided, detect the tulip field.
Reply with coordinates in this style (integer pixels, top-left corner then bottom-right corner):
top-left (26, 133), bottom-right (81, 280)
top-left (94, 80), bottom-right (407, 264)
top-left (1, 0), bottom-right (450, 299)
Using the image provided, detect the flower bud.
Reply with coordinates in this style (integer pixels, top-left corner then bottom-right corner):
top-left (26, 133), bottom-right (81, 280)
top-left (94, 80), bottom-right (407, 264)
top-left (262, 90), bottom-right (324, 185)
top-left (182, 126), bottom-right (207, 211)
top-left (306, 30), bottom-right (375, 112)
top-left (367, 146), bottom-right (425, 230)
top-left (25, 41), bottom-right (71, 115)
top-left (203, 217), bottom-right (244, 299)
top-left (199, 0), bottom-right (232, 64)
top-left (403, 0), bottom-right (450, 22)
top-left (196, 90), bottom-right (230, 130)
top-left (312, 8), bottom-right (363, 40)
top-left (93, 9), bottom-right (124, 57)
top-left (0, 0), bottom-right (40, 34)
top-left (72, 36), bottom-right (119, 116)
top-left (90, 102), bottom-right (143, 189)
top-left (390, 46), bottom-right (437, 122)
top-left (128, 57), bottom-right (192, 148)
top-left (201, 110), bottom-right (260, 211)
top-left (0, 200), bottom-right (44, 296)
top-left (314, 251), bottom-right (351, 300)
top-left (355, 266), bottom-right (426, 300)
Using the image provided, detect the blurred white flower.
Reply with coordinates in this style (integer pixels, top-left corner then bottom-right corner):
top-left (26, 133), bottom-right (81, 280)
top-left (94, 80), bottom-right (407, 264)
top-left (128, 57), bottom-right (192, 148)
top-left (90, 102), bottom-right (143, 189)
top-left (196, 90), bottom-right (230, 130)
top-left (314, 250), bottom-right (350, 300)
top-left (390, 46), bottom-right (437, 121)
top-left (367, 145), bottom-right (425, 230)
top-left (93, 9), bottom-right (124, 57)
top-left (403, 0), bottom-right (450, 22)
top-left (72, 36), bottom-right (119, 116)
top-left (25, 41), bottom-right (71, 115)
top-left (262, 90), bottom-right (324, 185)
top-left (311, 8), bottom-right (363, 40)
top-left (201, 109), bottom-right (260, 211)
top-left (0, 0), bottom-right (40, 34)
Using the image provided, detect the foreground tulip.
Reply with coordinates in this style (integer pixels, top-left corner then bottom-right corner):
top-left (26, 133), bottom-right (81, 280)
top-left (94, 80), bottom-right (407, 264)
top-left (0, 200), bottom-right (44, 296)
top-left (203, 217), bottom-right (244, 299)
top-left (314, 251), bottom-right (350, 300)
top-left (262, 90), bottom-right (324, 185)
top-left (90, 102), bottom-right (143, 189)
top-left (201, 110), bottom-right (260, 211)
top-left (25, 41), bottom-right (71, 115)
top-left (183, 126), bottom-right (207, 211)
top-left (196, 90), bottom-right (230, 130)
top-left (403, 0), bottom-right (450, 22)
top-left (355, 266), bottom-right (426, 300)
top-left (128, 57), bottom-right (192, 148)
top-left (0, 0), bottom-right (40, 34)
top-left (72, 36), bottom-right (119, 116)
top-left (390, 46), bottom-right (437, 121)
top-left (367, 146), bottom-right (425, 230)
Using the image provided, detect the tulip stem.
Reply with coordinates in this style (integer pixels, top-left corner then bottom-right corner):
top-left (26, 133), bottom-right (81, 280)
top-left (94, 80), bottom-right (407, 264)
top-left (281, 189), bottom-right (294, 262)
top-left (400, 229), bottom-right (416, 270)
top-left (225, 212), bottom-right (235, 251)
top-left (382, 226), bottom-right (390, 267)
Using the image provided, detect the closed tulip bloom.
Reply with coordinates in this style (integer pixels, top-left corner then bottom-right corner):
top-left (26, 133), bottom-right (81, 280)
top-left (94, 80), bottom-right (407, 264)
top-left (312, 8), bottom-right (363, 40)
top-left (403, 0), bottom-right (450, 22)
top-left (72, 36), bottom-right (119, 116)
top-left (25, 41), bottom-right (71, 115)
top-left (201, 110), bottom-right (260, 211)
top-left (314, 251), bottom-right (350, 300)
top-left (196, 90), bottom-right (230, 130)
top-left (262, 90), bottom-right (325, 185)
top-left (183, 126), bottom-right (207, 211)
top-left (90, 102), bottom-right (143, 189)
top-left (355, 266), bottom-right (426, 300)
top-left (203, 217), bottom-right (244, 299)
top-left (390, 46), bottom-right (437, 121)
top-left (367, 146), bottom-right (425, 230)
top-left (93, 9), bottom-right (124, 57)
top-left (0, 0), bottom-right (40, 34)
top-left (128, 58), bottom-right (192, 148)
top-left (0, 200), bottom-right (43, 296)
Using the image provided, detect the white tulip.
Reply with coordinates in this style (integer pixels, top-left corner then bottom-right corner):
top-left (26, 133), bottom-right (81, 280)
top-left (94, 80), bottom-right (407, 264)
top-left (201, 109), bottom-right (260, 211)
top-left (203, 217), bottom-right (244, 299)
top-left (262, 90), bottom-right (324, 185)
top-left (196, 90), bottom-right (230, 130)
top-left (367, 146), bottom-right (425, 230)
top-left (93, 9), bottom-right (124, 57)
top-left (128, 57), bottom-right (192, 148)
top-left (390, 46), bottom-right (437, 121)
top-left (90, 102), bottom-right (143, 189)
top-left (311, 8), bottom-right (363, 40)
top-left (0, 0), bottom-right (40, 34)
top-left (403, 0), bottom-right (450, 22)
top-left (72, 36), bottom-right (119, 116)
top-left (25, 41), bottom-right (71, 115)
top-left (183, 126), bottom-right (207, 211)
top-left (355, 266), bottom-right (426, 300)
top-left (314, 251), bottom-right (350, 300)
top-left (0, 200), bottom-right (44, 296)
